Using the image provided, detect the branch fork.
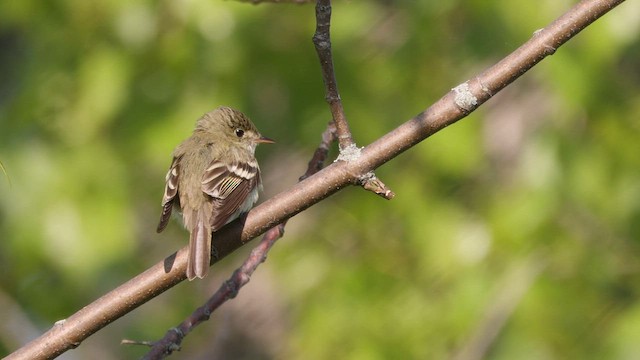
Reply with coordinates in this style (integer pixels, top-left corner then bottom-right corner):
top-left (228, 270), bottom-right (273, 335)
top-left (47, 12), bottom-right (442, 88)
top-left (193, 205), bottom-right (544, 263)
top-left (313, 0), bottom-right (395, 198)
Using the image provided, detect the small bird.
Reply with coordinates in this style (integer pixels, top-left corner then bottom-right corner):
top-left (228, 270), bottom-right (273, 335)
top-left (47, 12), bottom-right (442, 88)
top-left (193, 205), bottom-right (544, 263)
top-left (157, 106), bottom-right (274, 280)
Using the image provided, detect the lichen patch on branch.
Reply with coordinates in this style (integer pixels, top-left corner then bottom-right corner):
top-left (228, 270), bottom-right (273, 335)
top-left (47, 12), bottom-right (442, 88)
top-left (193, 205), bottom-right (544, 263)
top-left (452, 82), bottom-right (478, 112)
top-left (335, 143), bottom-right (362, 163)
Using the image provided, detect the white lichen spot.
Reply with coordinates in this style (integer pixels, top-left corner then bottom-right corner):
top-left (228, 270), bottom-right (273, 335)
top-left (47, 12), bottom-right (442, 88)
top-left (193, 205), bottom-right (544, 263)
top-left (335, 143), bottom-right (362, 163)
top-left (452, 82), bottom-right (478, 111)
top-left (54, 319), bottom-right (67, 326)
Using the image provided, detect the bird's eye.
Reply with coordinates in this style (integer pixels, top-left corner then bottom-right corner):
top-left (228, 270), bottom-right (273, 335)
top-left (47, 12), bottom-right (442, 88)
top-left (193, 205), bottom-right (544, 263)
top-left (235, 129), bottom-right (245, 138)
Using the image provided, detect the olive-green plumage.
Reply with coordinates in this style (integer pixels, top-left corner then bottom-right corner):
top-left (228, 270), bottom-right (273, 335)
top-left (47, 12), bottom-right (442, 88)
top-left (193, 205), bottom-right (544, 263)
top-left (157, 106), bottom-right (273, 280)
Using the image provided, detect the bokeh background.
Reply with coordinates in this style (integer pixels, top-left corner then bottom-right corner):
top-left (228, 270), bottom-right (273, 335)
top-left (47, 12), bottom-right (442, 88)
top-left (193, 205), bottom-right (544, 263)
top-left (1, 1), bottom-right (639, 359)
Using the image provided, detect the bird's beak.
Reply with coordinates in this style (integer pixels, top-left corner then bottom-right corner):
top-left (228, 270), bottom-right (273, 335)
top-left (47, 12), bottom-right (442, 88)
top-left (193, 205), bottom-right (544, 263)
top-left (256, 136), bottom-right (275, 144)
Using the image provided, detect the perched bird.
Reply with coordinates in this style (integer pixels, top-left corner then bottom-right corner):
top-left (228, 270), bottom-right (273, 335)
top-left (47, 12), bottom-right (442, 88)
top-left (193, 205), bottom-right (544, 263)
top-left (157, 106), bottom-right (274, 280)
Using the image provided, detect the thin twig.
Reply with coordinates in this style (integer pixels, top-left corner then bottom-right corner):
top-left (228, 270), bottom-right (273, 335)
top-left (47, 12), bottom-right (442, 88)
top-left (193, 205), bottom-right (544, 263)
top-left (138, 124), bottom-right (338, 359)
top-left (312, 0), bottom-right (353, 150)
top-left (312, 0), bottom-right (394, 198)
top-left (139, 225), bottom-right (284, 359)
top-left (5, 1), bottom-right (625, 359)
top-left (360, 172), bottom-right (395, 200)
top-left (300, 121), bottom-right (337, 181)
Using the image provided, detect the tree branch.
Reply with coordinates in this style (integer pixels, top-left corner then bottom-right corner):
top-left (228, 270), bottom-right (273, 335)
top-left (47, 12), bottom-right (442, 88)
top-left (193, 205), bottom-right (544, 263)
top-left (5, 0), bottom-right (625, 359)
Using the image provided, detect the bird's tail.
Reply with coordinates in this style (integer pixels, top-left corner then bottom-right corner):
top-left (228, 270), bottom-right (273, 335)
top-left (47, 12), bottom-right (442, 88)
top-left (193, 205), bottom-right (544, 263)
top-left (186, 207), bottom-right (212, 280)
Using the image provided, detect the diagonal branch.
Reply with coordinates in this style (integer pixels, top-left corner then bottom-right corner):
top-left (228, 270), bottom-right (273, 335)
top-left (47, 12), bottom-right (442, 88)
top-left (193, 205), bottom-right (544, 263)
top-left (5, 0), bottom-right (625, 359)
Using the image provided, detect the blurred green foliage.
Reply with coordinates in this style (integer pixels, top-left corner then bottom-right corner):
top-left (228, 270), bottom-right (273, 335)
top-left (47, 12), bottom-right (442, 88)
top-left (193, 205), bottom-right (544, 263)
top-left (1, 0), bottom-right (639, 359)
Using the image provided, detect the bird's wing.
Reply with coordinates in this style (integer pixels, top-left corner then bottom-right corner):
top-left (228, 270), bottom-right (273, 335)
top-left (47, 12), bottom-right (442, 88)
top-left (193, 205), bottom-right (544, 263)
top-left (201, 159), bottom-right (260, 231)
top-left (157, 156), bottom-right (181, 233)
